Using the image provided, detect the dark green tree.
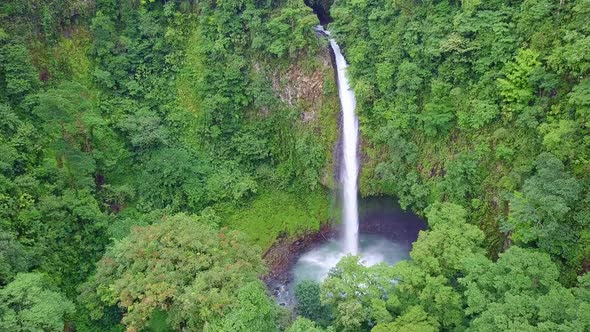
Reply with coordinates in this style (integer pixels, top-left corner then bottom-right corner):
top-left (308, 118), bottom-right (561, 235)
top-left (461, 247), bottom-right (590, 331)
top-left (295, 280), bottom-right (331, 326)
top-left (506, 153), bottom-right (582, 259)
top-left (0, 43), bottom-right (39, 103)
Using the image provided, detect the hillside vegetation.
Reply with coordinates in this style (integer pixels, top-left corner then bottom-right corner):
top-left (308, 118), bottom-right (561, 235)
top-left (331, 0), bottom-right (590, 279)
top-left (0, 0), bottom-right (337, 330)
top-left (1, 0), bottom-right (590, 331)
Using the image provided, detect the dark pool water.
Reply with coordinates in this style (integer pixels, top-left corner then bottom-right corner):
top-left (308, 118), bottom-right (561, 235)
top-left (271, 197), bottom-right (426, 307)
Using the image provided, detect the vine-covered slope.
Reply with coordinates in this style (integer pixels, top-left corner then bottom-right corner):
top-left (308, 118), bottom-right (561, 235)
top-left (331, 0), bottom-right (590, 279)
top-left (0, 0), bottom-right (338, 330)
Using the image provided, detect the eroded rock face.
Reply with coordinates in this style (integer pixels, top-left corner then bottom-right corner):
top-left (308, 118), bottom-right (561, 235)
top-left (262, 224), bottom-right (336, 283)
top-left (271, 47), bottom-right (332, 123)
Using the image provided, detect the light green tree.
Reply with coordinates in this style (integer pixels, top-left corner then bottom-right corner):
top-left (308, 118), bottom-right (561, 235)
top-left (380, 202), bottom-right (484, 330)
top-left (207, 281), bottom-right (279, 332)
top-left (321, 256), bottom-right (396, 331)
top-left (320, 202), bottom-right (484, 331)
top-left (411, 202), bottom-right (485, 277)
top-left (371, 306), bottom-right (438, 332)
top-left (0, 273), bottom-right (74, 332)
top-left (80, 213), bottom-right (267, 331)
top-left (287, 317), bottom-right (328, 332)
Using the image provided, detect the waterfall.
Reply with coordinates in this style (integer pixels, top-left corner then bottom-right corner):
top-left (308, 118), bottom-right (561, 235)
top-left (316, 26), bottom-right (359, 255)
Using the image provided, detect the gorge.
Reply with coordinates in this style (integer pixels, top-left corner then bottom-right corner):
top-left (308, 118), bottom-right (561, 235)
top-left (279, 24), bottom-right (424, 298)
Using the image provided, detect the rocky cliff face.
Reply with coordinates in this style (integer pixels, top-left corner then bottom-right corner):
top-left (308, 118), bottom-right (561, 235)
top-left (272, 47), bottom-right (334, 122)
top-left (272, 46), bottom-right (340, 189)
top-left (304, 0), bottom-right (333, 24)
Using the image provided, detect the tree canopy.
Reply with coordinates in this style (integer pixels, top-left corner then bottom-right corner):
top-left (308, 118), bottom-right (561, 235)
top-left (1, 0), bottom-right (590, 331)
top-left (80, 213), bottom-right (267, 331)
top-left (0, 273), bottom-right (74, 332)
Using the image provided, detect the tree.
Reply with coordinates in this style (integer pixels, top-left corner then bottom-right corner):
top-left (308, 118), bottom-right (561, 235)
top-left (387, 261), bottom-right (466, 331)
top-left (318, 202), bottom-right (483, 331)
top-left (287, 317), bottom-right (327, 332)
top-left (372, 306), bottom-right (438, 332)
top-left (32, 82), bottom-right (104, 190)
top-left (0, 273), bottom-right (74, 332)
top-left (377, 202), bottom-right (483, 331)
top-left (0, 232), bottom-right (32, 286)
top-left (0, 43), bottom-right (39, 103)
top-left (80, 213), bottom-right (267, 331)
top-left (207, 281), bottom-right (279, 332)
top-left (411, 202), bottom-right (485, 277)
top-left (505, 153), bottom-right (582, 257)
top-left (37, 189), bottom-right (108, 293)
top-left (295, 280), bottom-right (331, 326)
top-left (117, 105), bottom-right (170, 151)
top-left (460, 247), bottom-right (590, 331)
top-left (381, 203), bottom-right (483, 331)
top-left (569, 79), bottom-right (590, 122)
top-left (321, 256), bottom-right (396, 331)
top-left (265, 1), bottom-right (319, 58)
top-left (497, 48), bottom-right (540, 114)
top-left (438, 153), bottom-right (480, 207)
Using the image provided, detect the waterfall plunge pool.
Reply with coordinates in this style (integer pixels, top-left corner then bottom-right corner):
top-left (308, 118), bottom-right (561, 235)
top-left (265, 25), bottom-right (425, 308)
top-left (293, 234), bottom-right (409, 282)
top-left (266, 197), bottom-right (426, 307)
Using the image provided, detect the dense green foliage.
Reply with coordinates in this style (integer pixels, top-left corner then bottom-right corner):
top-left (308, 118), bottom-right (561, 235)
top-left (0, 0), bottom-right (336, 330)
top-left (2, 0), bottom-right (590, 331)
top-left (331, 0), bottom-right (590, 277)
top-left (80, 213), bottom-right (266, 331)
top-left (295, 280), bottom-right (332, 326)
top-left (287, 317), bottom-right (331, 332)
top-left (304, 203), bottom-right (590, 331)
top-left (0, 273), bottom-right (75, 331)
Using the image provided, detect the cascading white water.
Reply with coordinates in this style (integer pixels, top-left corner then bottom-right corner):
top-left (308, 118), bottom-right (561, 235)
top-left (270, 27), bottom-right (426, 306)
top-left (316, 26), bottom-right (359, 255)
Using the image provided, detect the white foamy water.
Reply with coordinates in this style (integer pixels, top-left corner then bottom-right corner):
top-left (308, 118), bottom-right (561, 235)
top-left (316, 25), bottom-right (360, 255)
top-left (289, 28), bottom-right (413, 286)
top-left (273, 197), bottom-right (425, 306)
top-left (293, 234), bottom-right (410, 282)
